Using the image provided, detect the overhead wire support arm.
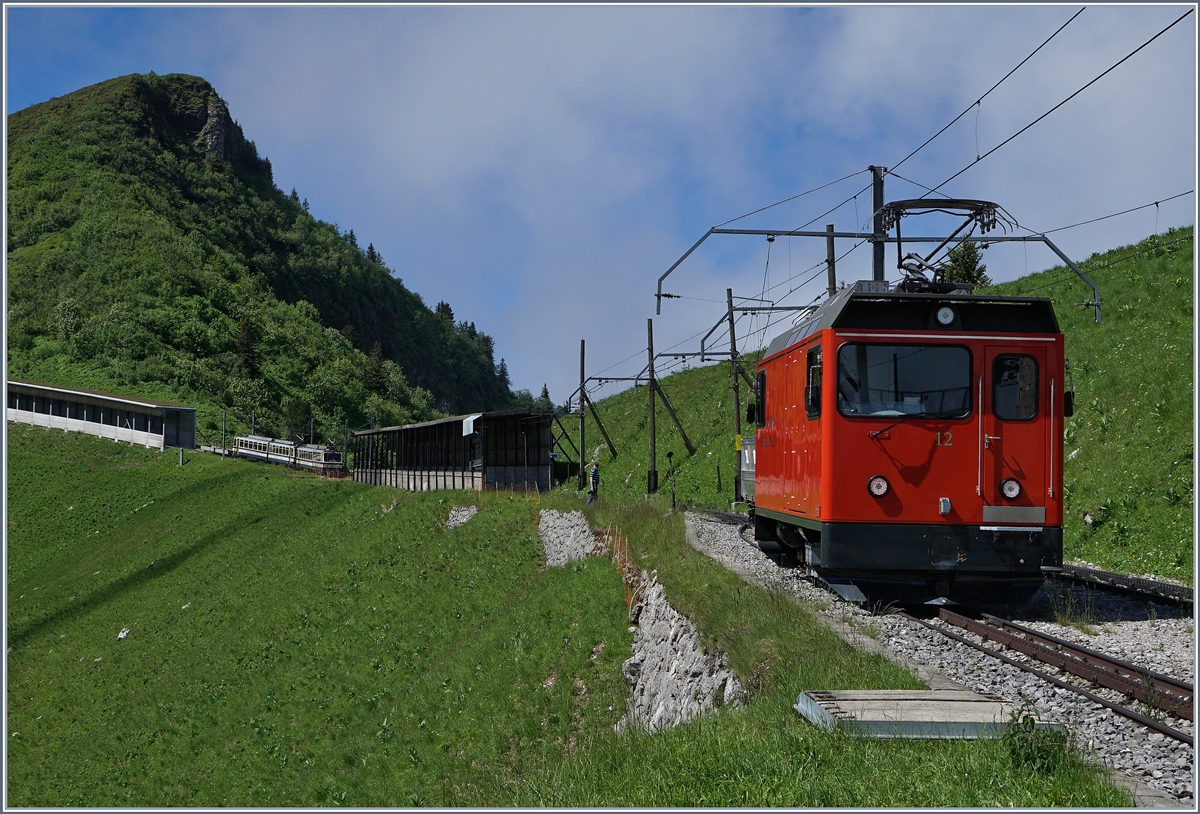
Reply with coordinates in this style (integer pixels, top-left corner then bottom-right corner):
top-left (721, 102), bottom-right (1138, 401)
top-left (1040, 234), bottom-right (1101, 324)
top-left (736, 361), bottom-right (756, 391)
top-left (877, 233), bottom-right (1101, 322)
top-left (657, 228), bottom-right (877, 313)
top-left (552, 415), bottom-right (580, 459)
top-left (700, 305), bottom-right (818, 360)
top-left (710, 228), bottom-right (873, 239)
top-left (657, 227), bottom-right (715, 314)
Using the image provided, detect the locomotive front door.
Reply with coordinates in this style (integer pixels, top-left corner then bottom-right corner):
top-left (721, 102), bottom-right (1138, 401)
top-left (979, 346), bottom-right (1049, 524)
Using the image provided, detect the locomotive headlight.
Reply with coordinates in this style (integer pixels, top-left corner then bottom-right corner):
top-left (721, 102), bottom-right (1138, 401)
top-left (867, 475), bottom-right (890, 498)
top-left (936, 306), bottom-right (955, 326)
top-left (1001, 478), bottom-right (1022, 499)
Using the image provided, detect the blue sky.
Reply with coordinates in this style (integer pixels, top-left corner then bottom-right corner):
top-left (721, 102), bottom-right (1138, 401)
top-left (5, 5), bottom-right (1196, 404)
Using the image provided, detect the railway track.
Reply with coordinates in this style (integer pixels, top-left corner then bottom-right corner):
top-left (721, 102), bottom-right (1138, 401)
top-left (689, 507), bottom-right (1192, 612)
top-left (906, 607), bottom-right (1194, 746)
top-left (1054, 564), bottom-right (1193, 607)
top-left (684, 506), bottom-right (749, 526)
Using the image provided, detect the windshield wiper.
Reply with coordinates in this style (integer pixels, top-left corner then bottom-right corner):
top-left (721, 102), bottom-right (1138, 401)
top-left (869, 410), bottom-right (926, 438)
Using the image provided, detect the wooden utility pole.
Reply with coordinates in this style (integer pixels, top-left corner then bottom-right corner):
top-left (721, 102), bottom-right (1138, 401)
top-left (726, 288), bottom-right (742, 502)
top-left (578, 339), bottom-right (586, 490)
top-left (647, 319), bottom-right (658, 494)
top-left (826, 224), bottom-right (838, 297)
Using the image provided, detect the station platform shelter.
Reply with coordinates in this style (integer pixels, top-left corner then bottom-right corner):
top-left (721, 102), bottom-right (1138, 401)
top-left (352, 410), bottom-right (559, 492)
top-left (6, 379), bottom-right (196, 449)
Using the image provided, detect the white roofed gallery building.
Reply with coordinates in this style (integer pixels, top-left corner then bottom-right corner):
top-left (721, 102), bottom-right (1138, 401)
top-left (6, 379), bottom-right (196, 449)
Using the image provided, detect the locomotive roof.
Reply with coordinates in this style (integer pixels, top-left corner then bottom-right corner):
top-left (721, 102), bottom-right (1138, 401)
top-left (764, 284), bottom-right (1060, 358)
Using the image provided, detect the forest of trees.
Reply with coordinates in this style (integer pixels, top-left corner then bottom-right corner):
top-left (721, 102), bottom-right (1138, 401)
top-left (7, 72), bottom-right (529, 443)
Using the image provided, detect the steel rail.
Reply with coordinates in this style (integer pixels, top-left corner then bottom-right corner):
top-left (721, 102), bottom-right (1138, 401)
top-left (940, 609), bottom-right (1193, 721)
top-left (982, 613), bottom-right (1194, 699)
top-left (903, 612), bottom-right (1193, 746)
top-left (1056, 565), bottom-right (1193, 605)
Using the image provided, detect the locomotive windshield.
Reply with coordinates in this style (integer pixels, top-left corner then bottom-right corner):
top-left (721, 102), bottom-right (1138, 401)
top-left (837, 343), bottom-right (971, 418)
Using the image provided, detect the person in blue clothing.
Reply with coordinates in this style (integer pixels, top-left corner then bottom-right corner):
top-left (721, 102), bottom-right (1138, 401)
top-left (586, 461), bottom-right (600, 505)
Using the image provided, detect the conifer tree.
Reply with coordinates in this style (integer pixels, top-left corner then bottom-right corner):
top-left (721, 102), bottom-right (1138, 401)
top-left (941, 241), bottom-right (991, 287)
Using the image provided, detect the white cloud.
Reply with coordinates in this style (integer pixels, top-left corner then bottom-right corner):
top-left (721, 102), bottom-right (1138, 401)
top-left (13, 5), bottom-right (1189, 401)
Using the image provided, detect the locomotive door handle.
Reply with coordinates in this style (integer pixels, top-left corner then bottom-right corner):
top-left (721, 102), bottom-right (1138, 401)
top-left (984, 434), bottom-right (1001, 449)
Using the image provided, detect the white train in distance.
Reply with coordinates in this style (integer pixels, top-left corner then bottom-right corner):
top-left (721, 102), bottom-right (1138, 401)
top-left (233, 434), bottom-right (343, 472)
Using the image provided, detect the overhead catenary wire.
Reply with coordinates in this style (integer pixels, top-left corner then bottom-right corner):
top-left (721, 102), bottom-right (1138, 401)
top-left (923, 8), bottom-right (1195, 198)
top-left (767, 8), bottom-right (1088, 242)
top-left (657, 12), bottom-right (1089, 318)
top-left (631, 10), bottom-right (1185, 399)
top-left (1039, 191), bottom-right (1194, 234)
top-left (889, 7), bottom-right (1086, 177)
top-left (715, 168), bottom-right (870, 228)
top-left (886, 170), bottom-right (953, 200)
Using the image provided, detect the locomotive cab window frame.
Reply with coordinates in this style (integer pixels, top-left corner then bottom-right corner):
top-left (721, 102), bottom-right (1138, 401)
top-left (805, 344), bottom-right (822, 419)
top-left (992, 354), bottom-right (1039, 421)
top-left (836, 342), bottom-right (973, 419)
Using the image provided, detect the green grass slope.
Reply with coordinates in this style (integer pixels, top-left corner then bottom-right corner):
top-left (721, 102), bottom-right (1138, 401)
top-left (572, 228), bottom-right (1193, 583)
top-left (7, 427), bottom-right (1126, 806)
top-left (6, 424), bottom-right (631, 806)
top-left (6, 73), bottom-right (514, 440)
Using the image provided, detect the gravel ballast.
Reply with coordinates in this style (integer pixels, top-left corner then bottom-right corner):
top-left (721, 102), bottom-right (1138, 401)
top-left (686, 512), bottom-right (1196, 806)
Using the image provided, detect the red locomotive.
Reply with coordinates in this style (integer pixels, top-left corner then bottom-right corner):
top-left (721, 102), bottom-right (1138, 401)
top-left (744, 279), bottom-right (1071, 606)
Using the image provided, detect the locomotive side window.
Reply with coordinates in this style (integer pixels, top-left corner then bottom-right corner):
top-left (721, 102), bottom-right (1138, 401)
top-left (805, 345), bottom-right (822, 419)
top-left (836, 344), bottom-right (971, 418)
top-left (992, 354), bottom-right (1038, 420)
top-left (756, 370), bottom-right (766, 428)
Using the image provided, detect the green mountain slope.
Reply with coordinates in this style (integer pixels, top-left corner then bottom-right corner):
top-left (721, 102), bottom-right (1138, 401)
top-left (6, 73), bottom-right (513, 441)
top-left (574, 227), bottom-right (1193, 583)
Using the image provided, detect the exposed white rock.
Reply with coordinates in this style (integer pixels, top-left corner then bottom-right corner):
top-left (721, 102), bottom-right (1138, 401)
top-left (616, 573), bottom-right (744, 733)
top-left (537, 509), bottom-right (596, 566)
top-left (446, 505), bottom-right (478, 529)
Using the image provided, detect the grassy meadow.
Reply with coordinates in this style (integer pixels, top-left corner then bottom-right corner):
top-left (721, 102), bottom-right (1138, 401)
top-left (6, 423), bottom-right (632, 806)
top-left (7, 424), bottom-right (1127, 806)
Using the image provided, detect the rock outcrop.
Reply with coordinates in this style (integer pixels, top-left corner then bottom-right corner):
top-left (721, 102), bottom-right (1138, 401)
top-left (197, 93), bottom-right (229, 160)
top-left (616, 573), bottom-right (744, 733)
